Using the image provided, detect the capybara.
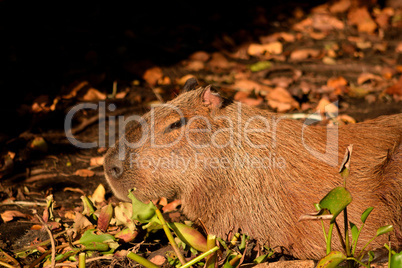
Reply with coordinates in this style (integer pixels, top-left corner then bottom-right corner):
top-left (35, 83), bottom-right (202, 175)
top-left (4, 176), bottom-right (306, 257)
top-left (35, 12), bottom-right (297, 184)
top-left (104, 78), bottom-right (401, 259)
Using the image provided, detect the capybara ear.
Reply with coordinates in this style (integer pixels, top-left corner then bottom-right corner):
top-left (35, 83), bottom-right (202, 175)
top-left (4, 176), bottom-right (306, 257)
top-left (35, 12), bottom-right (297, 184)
top-left (182, 77), bottom-right (199, 92)
top-left (202, 85), bottom-right (223, 109)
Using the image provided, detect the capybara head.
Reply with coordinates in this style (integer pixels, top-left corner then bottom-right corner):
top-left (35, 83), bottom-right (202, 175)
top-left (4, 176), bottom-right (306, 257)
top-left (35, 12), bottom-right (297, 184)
top-left (104, 78), bottom-right (402, 259)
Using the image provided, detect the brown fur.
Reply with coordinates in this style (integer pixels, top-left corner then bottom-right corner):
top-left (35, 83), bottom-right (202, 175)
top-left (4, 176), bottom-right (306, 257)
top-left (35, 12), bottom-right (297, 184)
top-left (104, 85), bottom-right (402, 259)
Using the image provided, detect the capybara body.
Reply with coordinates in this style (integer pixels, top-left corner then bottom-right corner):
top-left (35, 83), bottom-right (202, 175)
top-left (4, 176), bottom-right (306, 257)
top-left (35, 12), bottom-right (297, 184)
top-left (104, 81), bottom-right (402, 259)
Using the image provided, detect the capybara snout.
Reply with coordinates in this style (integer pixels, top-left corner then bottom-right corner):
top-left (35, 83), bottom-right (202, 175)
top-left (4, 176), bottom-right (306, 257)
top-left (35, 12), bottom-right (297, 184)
top-left (104, 78), bottom-right (402, 259)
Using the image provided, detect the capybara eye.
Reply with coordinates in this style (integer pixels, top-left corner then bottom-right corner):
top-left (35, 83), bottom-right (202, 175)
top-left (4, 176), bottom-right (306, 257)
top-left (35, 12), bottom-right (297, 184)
top-left (165, 118), bottom-right (187, 133)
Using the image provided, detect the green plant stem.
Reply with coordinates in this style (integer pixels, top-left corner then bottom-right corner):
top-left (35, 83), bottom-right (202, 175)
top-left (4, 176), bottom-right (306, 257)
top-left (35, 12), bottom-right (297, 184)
top-left (229, 254), bottom-right (242, 266)
top-left (388, 242), bottom-right (391, 268)
top-left (155, 208), bottom-right (187, 265)
top-left (358, 236), bottom-right (377, 261)
top-left (344, 207), bottom-right (351, 257)
top-left (351, 224), bottom-right (364, 256)
top-left (180, 246), bottom-right (219, 268)
top-left (321, 220), bottom-right (328, 244)
top-left (79, 252), bottom-right (86, 268)
top-left (346, 257), bottom-right (369, 268)
top-left (0, 260), bottom-right (15, 268)
top-left (127, 252), bottom-right (160, 268)
top-left (326, 223), bottom-right (334, 254)
top-left (206, 235), bottom-right (217, 268)
top-left (334, 221), bottom-right (346, 252)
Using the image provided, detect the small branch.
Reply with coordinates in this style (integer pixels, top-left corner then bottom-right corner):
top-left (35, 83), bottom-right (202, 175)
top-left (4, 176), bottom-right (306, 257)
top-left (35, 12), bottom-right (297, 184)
top-left (151, 87), bottom-right (164, 103)
top-left (0, 249), bottom-right (20, 268)
top-left (43, 255), bottom-right (114, 268)
top-left (35, 213), bottom-right (56, 268)
top-left (334, 221), bottom-right (347, 251)
top-left (155, 208), bottom-right (186, 265)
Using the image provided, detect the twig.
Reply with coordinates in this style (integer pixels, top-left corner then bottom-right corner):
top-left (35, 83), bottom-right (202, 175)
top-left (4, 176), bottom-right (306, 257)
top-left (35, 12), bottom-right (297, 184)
top-left (15, 231), bottom-right (67, 254)
top-left (35, 213), bottom-right (56, 268)
top-left (0, 200), bottom-right (47, 207)
top-left (151, 87), bottom-right (164, 103)
top-left (0, 249), bottom-right (20, 268)
top-left (43, 255), bottom-right (114, 268)
top-left (155, 208), bottom-right (186, 265)
top-left (25, 173), bottom-right (59, 183)
top-left (19, 106), bottom-right (142, 140)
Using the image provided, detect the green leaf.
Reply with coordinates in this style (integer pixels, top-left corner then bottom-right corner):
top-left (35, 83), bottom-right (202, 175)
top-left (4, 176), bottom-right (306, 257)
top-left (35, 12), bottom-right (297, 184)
top-left (127, 252), bottom-right (161, 268)
top-left (239, 234), bottom-right (248, 253)
top-left (319, 187), bottom-right (352, 223)
top-left (79, 229), bottom-right (118, 252)
top-left (81, 196), bottom-right (97, 222)
top-left (249, 61), bottom-right (272, 72)
top-left (390, 251), bottom-right (402, 268)
top-left (317, 251), bottom-right (347, 268)
top-left (128, 189), bottom-right (161, 225)
top-left (368, 251), bottom-right (374, 263)
top-left (349, 222), bottom-right (358, 243)
top-left (376, 225), bottom-right (394, 236)
top-left (253, 254), bottom-right (269, 264)
top-left (361, 207), bottom-right (374, 223)
top-left (168, 222), bottom-right (208, 252)
top-left (223, 254), bottom-right (242, 268)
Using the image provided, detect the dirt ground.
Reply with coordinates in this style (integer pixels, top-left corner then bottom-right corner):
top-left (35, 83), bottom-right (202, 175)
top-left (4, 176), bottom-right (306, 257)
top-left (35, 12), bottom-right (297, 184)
top-left (0, 0), bottom-right (401, 267)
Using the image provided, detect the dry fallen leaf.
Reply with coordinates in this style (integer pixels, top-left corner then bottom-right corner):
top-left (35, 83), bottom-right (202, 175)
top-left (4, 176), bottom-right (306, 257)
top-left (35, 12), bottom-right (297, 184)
top-left (374, 7), bottom-right (394, 29)
top-left (309, 31), bottom-right (327, 40)
top-left (312, 14), bottom-right (345, 31)
top-left (115, 89), bottom-right (129, 99)
top-left (150, 255), bottom-right (166, 266)
top-left (260, 32), bottom-right (295, 43)
top-left (31, 95), bottom-right (50, 113)
top-left (266, 87), bottom-right (299, 112)
top-left (347, 7), bottom-right (377, 33)
top-left (395, 42), bottom-right (402, 53)
top-left (327, 76), bottom-right (348, 88)
top-left (158, 197), bottom-right (168, 207)
top-left (187, 60), bottom-right (205, 71)
top-left (1, 210), bottom-right (31, 222)
top-left (290, 49), bottom-right (321, 61)
top-left (329, 0), bottom-right (351, 14)
top-left (90, 156), bottom-right (104, 166)
top-left (64, 187), bottom-right (86, 195)
top-left (143, 66), bottom-right (163, 86)
top-left (385, 76), bottom-right (402, 96)
top-left (357, 73), bottom-right (383, 85)
top-left (189, 51), bottom-right (210, 62)
top-left (92, 184), bottom-right (106, 203)
top-left (162, 199), bottom-right (182, 213)
top-left (348, 86), bottom-right (371, 98)
top-left (292, 17), bottom-right (312, 32)
top-left (337, 114), bottom-right (356, 125)
top-left (230, 79), bottom-right (271, 94)
top-left (63, 81), bottom-right (88, 99)
top-left (178, 74), bottom-right (197, 86)
top-left (82, 88), bottom-right (106, 101)
top-left (75, 169), bottom-right (95, 177)
top-left (234, 91), bottom-right (264, 106)
top-left (315, 98), bottom-right (338, 115)
top-left (247, 41), bottom-right (283, 56)
top-left (208, 52), bottom-right (230, 69)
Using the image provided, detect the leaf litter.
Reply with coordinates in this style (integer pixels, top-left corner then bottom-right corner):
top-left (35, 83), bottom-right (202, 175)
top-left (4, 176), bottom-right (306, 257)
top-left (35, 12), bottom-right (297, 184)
top-left (1, 0), bottom-right (402, 267)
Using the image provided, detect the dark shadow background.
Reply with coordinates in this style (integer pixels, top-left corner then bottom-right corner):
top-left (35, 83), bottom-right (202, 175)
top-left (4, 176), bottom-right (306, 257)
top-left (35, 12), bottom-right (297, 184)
top-left (0, 0), bottom-right (329, 137)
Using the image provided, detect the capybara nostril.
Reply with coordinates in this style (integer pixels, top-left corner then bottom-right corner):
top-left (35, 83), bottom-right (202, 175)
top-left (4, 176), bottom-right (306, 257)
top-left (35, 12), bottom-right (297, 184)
top-left (105, 153), bottom-right (124, 179)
